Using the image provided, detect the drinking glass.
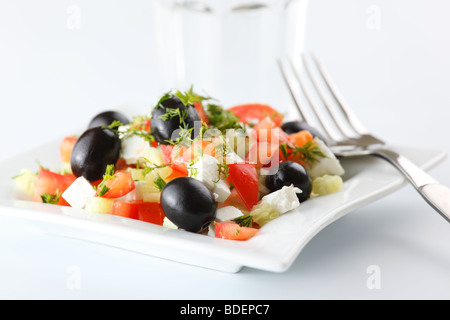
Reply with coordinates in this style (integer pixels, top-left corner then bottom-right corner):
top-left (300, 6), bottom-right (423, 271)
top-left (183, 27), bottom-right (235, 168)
top-left (152, 0), bottom-right (309, 112)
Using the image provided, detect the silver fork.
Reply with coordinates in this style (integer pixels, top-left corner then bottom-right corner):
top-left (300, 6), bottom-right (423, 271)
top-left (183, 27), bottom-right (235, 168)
top-left (278, 53), bottom-right (450, 223)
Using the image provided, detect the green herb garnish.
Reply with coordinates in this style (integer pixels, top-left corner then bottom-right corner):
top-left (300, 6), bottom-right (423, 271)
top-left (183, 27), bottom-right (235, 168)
top-left (280, 140), bottom-right (326, 167)
top-left (153, 174), bottom-right (166, 191)
top-left (41, 191), bottom-right (61, 204)
top-left (96, 164), bottom-right (116, 197)
top-left (232, 214), bottom-right (253, 227)
top-left (204, 103), bottom-right (243, 134)
top-left (174, 85), bottom-right (211, 107)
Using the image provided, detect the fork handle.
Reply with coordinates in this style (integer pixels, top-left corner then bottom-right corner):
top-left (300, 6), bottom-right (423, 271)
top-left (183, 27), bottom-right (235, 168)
top-left (373, 149), bottom-right (450, 223)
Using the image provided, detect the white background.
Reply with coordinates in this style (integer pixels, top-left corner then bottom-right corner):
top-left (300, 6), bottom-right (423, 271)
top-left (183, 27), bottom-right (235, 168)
top-left (1, 0), bottom-right (450, 299)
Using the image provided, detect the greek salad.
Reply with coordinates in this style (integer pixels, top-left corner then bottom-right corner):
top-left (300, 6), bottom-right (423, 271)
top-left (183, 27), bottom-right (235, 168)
top-left (13, 87), bottom-right (345, 241)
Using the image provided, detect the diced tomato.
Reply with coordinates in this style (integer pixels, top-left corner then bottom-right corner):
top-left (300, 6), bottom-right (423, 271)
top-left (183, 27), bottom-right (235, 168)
top-left (193, 101), bottom-right (210, 125)
top-left (160, 144), bottom-right (175, 165)
top-left (288, 130), bottom-right (313, 147)
top-left (278, 146), bottom-right (306, 167)
top-left (215, 221), bottom-right (260, 241)
top-left (252, 117), bottom-right (289, 145)
top-left (218, 188), bottom-right (248, 212)
top-left (115, 158), bottom-right (132, 171)
top-left (278, 130), bottom-right (315, 167)
top-left (111, 200), bottom-right (140, 220)
top-left (228, 104), bottom-right (284, 127)
top-left (226, 163), bottom-right (259, 211)
top-left (96, 170), bottom-right (135, 198)
top-left (161, 139), bottom-right (224, 176)
top-left (166, 164), bottom-right (189, 180)
top-left (59, 136), bottom-right (77, 163)
top-left (33, 168), bottom-right (77, 206)
top-left (111, 200), bottom-right (165, 225)
top-left (246, 142), bottom-right (280, 168)
top-left (180, 138), bottom-right (222, 163)
top-left (137, 202), bottom-right (165, 225)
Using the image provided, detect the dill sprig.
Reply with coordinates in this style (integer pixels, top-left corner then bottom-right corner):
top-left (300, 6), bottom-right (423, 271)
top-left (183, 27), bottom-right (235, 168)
top-left (158, 107), bottom-right (189, 123)
top-left (174, 85), bottom-right (212, 107)
top-left (138, 158), bottom-right (169, 177)
top-left (232, 215), bottom-right (253, 228)
top-left (279, 140), bottom-right (326, 167)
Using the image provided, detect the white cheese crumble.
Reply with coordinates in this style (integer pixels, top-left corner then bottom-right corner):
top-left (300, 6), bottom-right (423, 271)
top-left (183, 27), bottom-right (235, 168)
top-left (121, 134), bottom-right (153, 165)
top-left (212, 179), bottom-right (231, 203)
top-left (188, 154), bottom-right (219, 191)
top-left (309, 138), bottom-right (345, 179)
top-left (187, 154), bottom-right (231, 203)
top-left (260, 185), bottom-right (302, 214)
top-left (62, 176), bottom-right (96, 209)
top-left (215, 206), bottom-right (243, 222)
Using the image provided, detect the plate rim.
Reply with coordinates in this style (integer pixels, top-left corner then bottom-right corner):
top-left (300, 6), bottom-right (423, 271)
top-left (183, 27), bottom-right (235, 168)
top-left (0, 142), bottom-right (447, 273)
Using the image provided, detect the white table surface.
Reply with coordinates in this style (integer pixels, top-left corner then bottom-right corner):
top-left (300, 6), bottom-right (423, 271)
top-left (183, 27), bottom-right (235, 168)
top-left (1, 0), bottom-right (450, 300)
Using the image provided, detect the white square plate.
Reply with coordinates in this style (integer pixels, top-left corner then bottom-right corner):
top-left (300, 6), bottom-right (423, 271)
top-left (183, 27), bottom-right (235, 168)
top-left (0, 139), bottom-right (446, 273)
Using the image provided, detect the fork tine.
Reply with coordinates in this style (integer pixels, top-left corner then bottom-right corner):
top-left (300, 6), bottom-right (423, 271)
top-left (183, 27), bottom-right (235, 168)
top-left (277, 59), bottom-right (313, 124)
top-left (278, 58), bottom-right (342, 142)
top-left (308, 53), bottom-right (369, 136)
top-left (301, 54), bottom-right (358, 139)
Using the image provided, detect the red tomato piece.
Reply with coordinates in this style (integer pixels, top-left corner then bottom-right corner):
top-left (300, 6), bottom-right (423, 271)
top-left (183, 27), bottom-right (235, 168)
top-left (278, 130), bottom-right (315, 168)
top-left (193, 101), bottom-right (210, 125)
top-left (137, 202), bottom-right (165, 225)
top-left (226, 163), bottom-right (259, 211)
top-left (160, 144), bottom-right (175, 165)
top-left (218, 188), bottom-right (248, 212)
top-left (228, 103), bottom-right (284, 127)
top-left (166, 164), bottom-right (189, 180)
top-left (252, 117), bottom-right (289, 145)
top-left (33, 168), bottom-right (77, 206)
top-left (111, 200), bottom-right (140, 220)
top-left (111, 200), bottom-right (165, 225)
top-left (246, 142), bottom-right (280, 169)
top-left (96, 170), bottom-right (135, 198)
top-left (215, 221), bottom-right (260, 241)
top-left (288, 130), bottom-right (313, 147)
top-left (59, 136), bottom-right (78, 163)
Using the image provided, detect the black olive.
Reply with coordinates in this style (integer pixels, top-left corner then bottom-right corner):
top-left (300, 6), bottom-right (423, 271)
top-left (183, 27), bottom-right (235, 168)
top-left (151, 96), bottom-right (200, 145)
top-left (88, 111), bottom-right (130, 129)
top-left (71, 127), bottom-right (121, 181)
top-left (160, 177), bottom-right (217, 233)
top-left (281, 120), bottom-right (326, 142)
top-left (265, 161), bottom-right (312, 202)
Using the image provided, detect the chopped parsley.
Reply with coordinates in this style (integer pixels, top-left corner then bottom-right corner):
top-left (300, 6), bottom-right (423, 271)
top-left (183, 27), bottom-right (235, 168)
top-left (204, 103), bottom-right (244, 134)
top-left (153, 174), bottom-right (166, 191)
top-left (96, 164), bottom-right (116, 197)
top-left (41, 191), bottom-right (61, 204)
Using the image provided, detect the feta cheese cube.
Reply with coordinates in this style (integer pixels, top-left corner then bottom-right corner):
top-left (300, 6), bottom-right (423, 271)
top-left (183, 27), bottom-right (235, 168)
top-left (215, 206), bottom-right (243, 222)
top-left (213, 179), bottom-right (231, 203)
top-left (62, 177), bottom-right (96, 209)
top-left (261, 185), bottom-right (302, 214)
top-left (309, 138), bottom-right (345, 179)
top-left (163, 217), bottom-right (178, 229)
top-left (121, 134), bottom-right (152, 165)
top-left (188, 154), bottom-right (219, 190)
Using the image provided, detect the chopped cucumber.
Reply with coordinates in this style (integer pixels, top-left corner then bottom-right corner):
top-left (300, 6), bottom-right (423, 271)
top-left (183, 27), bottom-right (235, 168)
top-left (249, 201), bottom-right (280, 227)
top-left (13, 169), bottom-right (37, 197)
top-left (142, 147), bottom-right (164, 166)
top-left (312, 174), bottom-right (343, 196)
top-left (85, 197), bottom-right (114, 213)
